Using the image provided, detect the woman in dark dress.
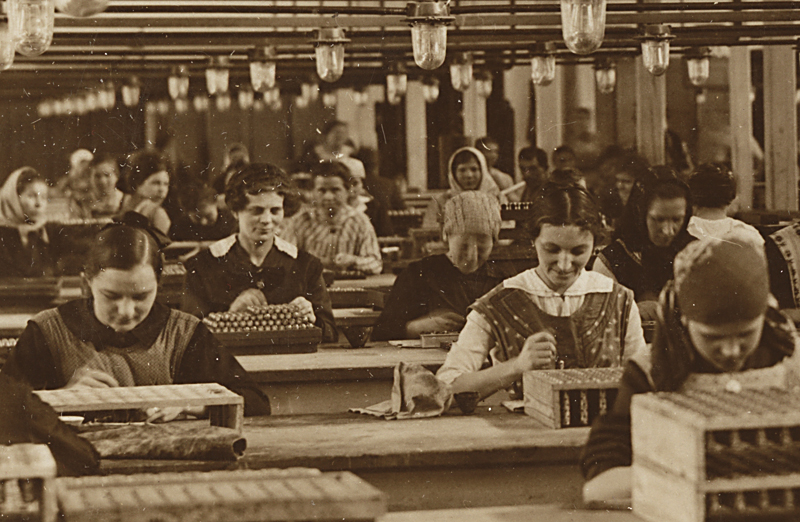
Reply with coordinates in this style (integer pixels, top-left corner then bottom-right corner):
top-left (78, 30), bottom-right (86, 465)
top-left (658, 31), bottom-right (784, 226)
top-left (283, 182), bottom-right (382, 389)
top-left (183, 163), bottom-right (337, 342)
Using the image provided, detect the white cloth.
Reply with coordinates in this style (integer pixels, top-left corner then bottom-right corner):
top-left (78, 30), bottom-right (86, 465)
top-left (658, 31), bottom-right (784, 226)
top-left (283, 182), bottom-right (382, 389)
top-left (436, 269), bottom-right (646, 385)
top-left (687, 216), bottom-right (764, 249)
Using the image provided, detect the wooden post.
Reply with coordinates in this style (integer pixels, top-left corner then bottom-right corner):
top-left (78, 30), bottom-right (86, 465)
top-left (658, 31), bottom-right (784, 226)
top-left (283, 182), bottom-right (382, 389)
top-left (763, 45), bottom-right (798, 211)
top-left (616, 57), bottom-right (637, 150)
top-left (635, 58), bottom-right (667, 165)
top-left (534, 67), bottom-right (564, 160)
top-left (504, 66), bottom-right (532, 182)
top-left (405, 80), bottom-right (427, 191)
top-left (728, 47), bottom-right (754, 210)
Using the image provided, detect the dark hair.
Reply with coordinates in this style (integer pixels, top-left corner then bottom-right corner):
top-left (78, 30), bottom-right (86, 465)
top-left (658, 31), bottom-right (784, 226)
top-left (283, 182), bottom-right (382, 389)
top-left (475, 136), bottom-right (498, 150)
top-left (15, 167), bottom-right (45, 195)
top-left (615, 151), bottom-right (650, 182)
top-left (523, 181), bottom-right (606, 243)
top-left (450, 149), bottom-right (481, 178)
top-left (322, 120), bottom-right (348, 136)
top-left (310, 160), bottom-right (351, 187)
top-left (84, 223), bottom-right (162, 281)
top-left (554, 145), bottom-right (576, 157)
top-left (225, 163), bottom-right (292, 213)
top-left (180, 182), bottom-right (217, 212)
top-left (518, 146), bottom-right (548, 170)
top-left (89, 153), bottom-right (120, 171)
top-left (550, 168), bottom-right (584, 186)
top-left (118, 150), bottom-right (168, 195)
top-left (688, 162), bottom-right (736, 209)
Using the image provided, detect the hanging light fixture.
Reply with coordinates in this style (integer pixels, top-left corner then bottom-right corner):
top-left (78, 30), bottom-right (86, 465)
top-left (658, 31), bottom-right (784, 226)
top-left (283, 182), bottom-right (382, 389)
top-left (83, 91), bottom-right (99, 112)
top-left (238, 86), bottom-right (254, 110)
top-left (450, 52), bottom-right (473, 92)
top-left (594, 57), bottom-right (616, 94)
top-left (249, 45), bottom-right (277, 93)
top-left (0, 18), bottom-right (14, 71)
top-left (121, 77), bottom-right (141, 108)
top-left (352, 87), bottom-right (369, 106)
top-left (215, 93), bottom-right (232, 112)
top-left (301, 80), bottom-right (320, 103)
top-left (685, 46), bottom-right (711, 87)
top-left (422, 76), bottom-right (440, 103)
top-left (263, 87), bottom-right (282, 111)
top-left (474, 70), bottom-right (493, 98)
top-left (312, 28), bottom-right (350, 83)
top-left (386, 61), bottom-right (408, 105)
top-left (405, 1), bottom-right (454, 71)
top-left (8, 0), bottom-right (55, 57)
top-left (639, 24), bottom-right (674, 76)
top-left (174, 97), bottom-right (190, 114)
top-left (54, 0), bottom-right (107, 17)
top-left (530, 42), bottom-right (557, 86)
top-left (193, 94), bottom-right (209, 112)
top-left (322, 91), bottom-right (337, 108)
top-left (168, 65), bottom-right (190, 101)
top-left (205, 56), bottom-right (230, 95)
top-left (99, 81), bottom-right (115, 110)
top-left (560, 0), bottom-right (606, 55)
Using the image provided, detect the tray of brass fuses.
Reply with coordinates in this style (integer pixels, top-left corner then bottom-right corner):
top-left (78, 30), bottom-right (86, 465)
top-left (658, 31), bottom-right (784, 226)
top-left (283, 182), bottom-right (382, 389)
top-left (203, 304), bottom-right (322, 355)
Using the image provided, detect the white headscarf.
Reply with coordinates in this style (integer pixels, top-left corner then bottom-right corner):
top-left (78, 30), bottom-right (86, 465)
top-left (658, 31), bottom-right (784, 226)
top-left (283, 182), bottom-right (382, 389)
top-left (0, 168), bottom-right (49, 243)
top-left (446, 146), bottom-right (501, 198)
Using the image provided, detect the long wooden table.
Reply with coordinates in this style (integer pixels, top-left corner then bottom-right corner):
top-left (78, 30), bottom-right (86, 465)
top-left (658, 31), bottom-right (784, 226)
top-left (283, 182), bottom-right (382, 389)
top-left (99, 408), bottom-right (590, 512)
top-left (237, 342), bottom-right (448, 415)
top-left (381, 504), bottom-right (639, 522)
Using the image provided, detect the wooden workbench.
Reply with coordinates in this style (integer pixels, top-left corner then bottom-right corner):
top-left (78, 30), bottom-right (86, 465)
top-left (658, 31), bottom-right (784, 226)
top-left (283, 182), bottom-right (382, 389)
top-left (380, 504), bottom-right (639, 522)
top-left (331, 273), bottom-right (397, 291)
top-left (99, 408), bottom-right (590, 512)
top-left (237, 342), bottom-right (447, 415)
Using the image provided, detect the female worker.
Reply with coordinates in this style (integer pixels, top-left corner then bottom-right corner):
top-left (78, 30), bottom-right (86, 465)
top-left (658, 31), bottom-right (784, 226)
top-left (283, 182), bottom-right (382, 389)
top-left (1, 216), bottom-right (271, 417)
top-left (0, 167), bottom-right (55, 278)
top-left (182, 163), bottom-right (336, 342)
top-left (117, 150), bottom-right (171, 235)
top-left (436, 182), bottom-right (646, 400)
top-left (582, 233), bottom-right (797, 503)
top-left (372, 191), bottom-right (506, 341)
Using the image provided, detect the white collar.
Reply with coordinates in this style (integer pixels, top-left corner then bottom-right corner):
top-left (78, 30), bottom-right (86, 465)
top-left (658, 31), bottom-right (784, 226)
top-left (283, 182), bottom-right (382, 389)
top-left (209, 234), bottom-right (297, 259)
top-left (503, 268), bottom-right (613, 297)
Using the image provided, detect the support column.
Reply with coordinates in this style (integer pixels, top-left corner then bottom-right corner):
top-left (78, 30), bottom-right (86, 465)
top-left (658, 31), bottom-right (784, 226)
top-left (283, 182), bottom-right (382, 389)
top-left (616, 57), bottom-right (637, 150)
top-left (763, 45), bottom-right (798, 211)
top-left (505, 65), bottom-right (532, 181)
top-left (405, 80), bottom-right (427, 191)
top-left (535, 66), bottom-right (564, 160)
top-left (728, 47), bottom-right (754, 210)
top-left (635, 58), bottom-right (667, 165)
top-left (462, 82), bottom-right (487, 142)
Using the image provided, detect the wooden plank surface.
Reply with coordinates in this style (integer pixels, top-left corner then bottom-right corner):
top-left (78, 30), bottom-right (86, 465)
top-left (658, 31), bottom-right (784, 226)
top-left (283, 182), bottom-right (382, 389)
top-left (333, 307), bottom-right (383, 327)
top-left (331, 273), bottom-right (397, 290)
top-left (380, 504), bottom-right (640, 522)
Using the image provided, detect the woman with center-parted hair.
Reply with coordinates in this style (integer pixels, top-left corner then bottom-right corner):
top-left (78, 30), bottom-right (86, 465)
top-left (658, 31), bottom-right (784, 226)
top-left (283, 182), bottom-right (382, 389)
top-left (117, 150), bottom-right (172, 235)
top-left (1, 215), bottom-right (271, 418)
top-left (182, 163), bottom-right (337, 343)
top-left (436, 182), bottom-right (646, 400)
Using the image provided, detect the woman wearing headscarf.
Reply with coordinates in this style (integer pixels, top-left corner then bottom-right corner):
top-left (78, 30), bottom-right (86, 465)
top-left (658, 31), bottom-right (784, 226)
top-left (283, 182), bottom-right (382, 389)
top-left (0, 167), bottom-right (55, 278)
top-left (422, 147), bottom-right (505, 231)
top-left (581, 233), bottom-right (798, 503)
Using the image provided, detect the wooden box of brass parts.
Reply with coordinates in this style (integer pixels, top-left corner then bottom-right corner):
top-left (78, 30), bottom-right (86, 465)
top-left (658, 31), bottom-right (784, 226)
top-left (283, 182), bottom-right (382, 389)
top-left (158, 262), bottom-right (187, 307)
top-left (204, 304), bottom-right (322, 355)
top-left (34, 383), bottom-right (244, 432)
top-left (0, 444), bottom-right (58, 522)
top-left (522, 368), bottom-right (623, 428)
top-left (57, 469), bottom-right (387, 522)
top-left (632, 387), bottom-right (800, 522)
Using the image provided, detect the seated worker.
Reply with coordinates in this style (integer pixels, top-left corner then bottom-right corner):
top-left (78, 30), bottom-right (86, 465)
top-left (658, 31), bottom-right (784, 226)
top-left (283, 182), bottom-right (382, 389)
top-left (169, 182), bottom-right (236, 242)
top-left (339, 156), bottom-right (394, 237)
top-left (475, 136), bottom-right (515, 192)
top-left (117, 150), bottom-right (172, 235)
top-left (436, 183), bottom-right (646, 400)
top-left (87, 153), bottom-right (124, 218)
top-left (372, 191), bottom-right (505, 341)
top-left (56, 148), bottom-right (94, 219)
top-left (1, 218), bottom-right (271, 417)
top-left (183, 164), bottom-right (336, 342)
top-left (0, 167), bottom-right (55, 278)
top-left (766, 221), bottom-right (800, 309)
top-left (281, 160), bottom-right (382, 275)
top-left (422, 146), bottom-right (505, 231)
top-left (593, 168), bottom-right (694, 320)
top-left (517, 146), bottom-right (549, 202)
top-left (581, 234), bottom-right (795, 503)
top-left (686, 162), bottom-right (763, 247)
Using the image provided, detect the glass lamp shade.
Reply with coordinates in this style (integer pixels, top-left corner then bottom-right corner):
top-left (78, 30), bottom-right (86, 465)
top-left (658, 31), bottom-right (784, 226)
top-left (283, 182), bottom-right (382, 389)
top-left (238, 88), bottom-right (254, 110)
top-left (192, 95), bottom-right (209, 112)
top-left (294, 93), bottom-right (310, 109)
top-left (686, 48), bottom-right (711, 87)
top-left (594, 63), bottom-right (616, 94)
top-left (531, 54), bottom-right (556, 86)
top-left (167, 66), bottom-right (190, 100)
top-left (250, 61), bottom-right (276, 93)
top-left (263, 87), bottom-right (281, 106)
top-left (0, 22), bottom-right (15, 71)
top-left (352, 89), bottom-right (369, 106)
top-left (205, 57), bottom-right (230, 95)
top-left (301, 81), bottom-right (319, 103)
top-left (8, 0), bottom-right (55, 57)
top-left (100, 82), bottom-right (115, 110)
top-left (640, 25), bottom-right (673, 76)
top-left (84, 91), bottom-right (99, 112)
top-left (322, 91), bottom-right (337, 108)
top-left (386, 73), bottom-right (408, 105)
top-left (54, 0), bottom-right (107, 17)
top-left (422, 76), bottom-right (440, 103)
top-left (215, 93), bottom-right (232, 112)
top-left (475, 71), bottom-right (492, 98)
top-left (121, 80), bottom-right (140, 108)
top-left (174, 97), bottom-right (189, 114)
top-left (560, 0), bottom-right (606, 55)
top-left (411, 24), bottom-right (447, 70)
top-left (315, 44), bottom-right (345, 83)
top-left (450, 53), bottom-right (473, 92)
top-left (37, 100), bottom-right (52, 118)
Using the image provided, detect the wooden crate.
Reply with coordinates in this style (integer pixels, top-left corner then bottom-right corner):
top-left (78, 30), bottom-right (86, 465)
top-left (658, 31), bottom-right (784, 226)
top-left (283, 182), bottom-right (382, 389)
top-left (0, 444), bottom-right (57, 522)
top-left (420, 332), bottom-right (460, 349)
top-left (523, 368), bottom-right (623, 428)
top-left (34, 383), bottom-right (244, 432)
top-left (632, 388), bottom-right (800, 522)
top-left (57, 469), bottom-right (387, 522)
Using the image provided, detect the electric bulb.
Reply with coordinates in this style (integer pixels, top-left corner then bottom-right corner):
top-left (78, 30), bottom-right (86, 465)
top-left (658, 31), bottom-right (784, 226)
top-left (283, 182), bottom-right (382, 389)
top-left (406, 1), bottom-right (453, 70)
top-left (8, 0), bottom-right (55, 57)
top-left (560, 0), bottom-right (606, 55)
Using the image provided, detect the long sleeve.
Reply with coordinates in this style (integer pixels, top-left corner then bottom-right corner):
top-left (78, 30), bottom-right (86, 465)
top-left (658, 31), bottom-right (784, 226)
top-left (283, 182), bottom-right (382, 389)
top-left (623, 300), bottom-right (647, 361)
top-left (371, 264), bottom-right (429, 341)
top-left (175, 323), bottom-right (271, 416)
top-left (301, 258), bottom-right (337, 343)
top-left (435, 311), bottom-right (495, 385)
top-left (766, 235), bottom-right (796, 309)
top-left (350, 220), bottom-right (383, 275)
top-left (182, 256), bottom-right (213, 316)
top-left (1, 322), bottom-right (62, 389)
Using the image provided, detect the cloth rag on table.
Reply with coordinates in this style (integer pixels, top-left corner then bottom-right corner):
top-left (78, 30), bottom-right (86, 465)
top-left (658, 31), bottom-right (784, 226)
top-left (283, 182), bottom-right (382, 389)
top-left (349, 362), bottom-right (453, 420)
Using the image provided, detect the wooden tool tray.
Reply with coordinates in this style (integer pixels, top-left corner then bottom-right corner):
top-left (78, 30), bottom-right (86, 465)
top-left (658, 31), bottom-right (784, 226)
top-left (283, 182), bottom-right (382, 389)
top-left (211, 327), bottom-right (322, 355)
top-left (34, 383), bottom-right (244, 432)
top-left (420, 332), bottom-right (460, 349)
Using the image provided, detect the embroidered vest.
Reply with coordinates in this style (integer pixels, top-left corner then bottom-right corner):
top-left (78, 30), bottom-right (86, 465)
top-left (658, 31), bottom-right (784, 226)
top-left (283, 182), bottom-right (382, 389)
top-left (33, 308), bottom-right (199, 387)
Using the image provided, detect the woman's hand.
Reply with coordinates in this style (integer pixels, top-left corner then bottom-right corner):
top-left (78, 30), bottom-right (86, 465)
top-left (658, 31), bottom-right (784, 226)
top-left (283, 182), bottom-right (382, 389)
top-left (406, 310), bottom-right (466, 338)
top-left (514, 331), bottom-right (558, 373)
top-left (66, 368), bottom-right (119, 389)
top-left (333, 253), bottom-right (358, 269)
top-left (637, 300), bottom-right (659, 322)
top-left (229, 288), bottom-right (267, 312)
top-left (289, 296), bottom-right (316, 324)
top-left (145, 406), bottom-right (206, 423)
top-left (583, 466), bottom-right (632, 507)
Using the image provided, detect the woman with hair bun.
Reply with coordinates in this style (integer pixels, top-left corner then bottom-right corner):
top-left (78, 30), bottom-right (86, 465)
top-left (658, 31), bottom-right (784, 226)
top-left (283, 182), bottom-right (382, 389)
top-left (436, 182), bottom-right (646, 400)
top-left (117, 150), bottom-right (171, 235)
top-left (1, 215), bottom-right (270, 418)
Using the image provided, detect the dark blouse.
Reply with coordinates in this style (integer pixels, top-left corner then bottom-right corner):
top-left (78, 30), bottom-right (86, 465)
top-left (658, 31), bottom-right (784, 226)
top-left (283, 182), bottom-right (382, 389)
top-left (1, 299), bottom-right (270, 416)
top-left (0, 226), bottom-right (55, 278)
top-left (182, 235), bottom-right (337, 342)
top-left (765, 235), bottom-right (796, 309)
top-left (371, 254), bottom-right (505, 341)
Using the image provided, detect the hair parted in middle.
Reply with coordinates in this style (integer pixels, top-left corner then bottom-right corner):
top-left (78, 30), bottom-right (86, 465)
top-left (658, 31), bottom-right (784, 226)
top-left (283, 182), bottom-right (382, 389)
top-left (523, 181), bottom-right (606, 243)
